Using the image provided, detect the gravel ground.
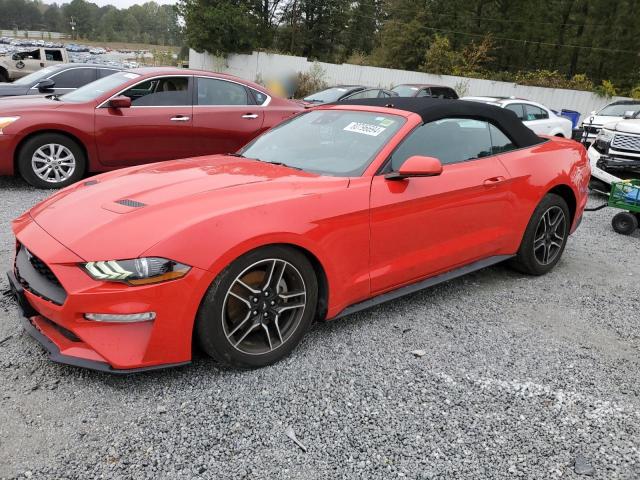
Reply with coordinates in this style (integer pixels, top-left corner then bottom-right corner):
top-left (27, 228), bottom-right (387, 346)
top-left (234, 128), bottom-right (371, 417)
top-left (0, 176), bottom-right (638, 480)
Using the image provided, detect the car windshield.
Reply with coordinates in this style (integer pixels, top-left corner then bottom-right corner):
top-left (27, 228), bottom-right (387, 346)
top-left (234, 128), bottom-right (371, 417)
top-left (391, 85), bottom-right (420, 96)
top-left (240, 110), bottom-right (405, 176)
top-left (12, 67), bottom-right (56, 86)
top-left (304, 87), bottom-right (355, 103)
top-left (598, 103), bottom-right (640, 117)
top-left (60, 71), bottom-right (141, 103)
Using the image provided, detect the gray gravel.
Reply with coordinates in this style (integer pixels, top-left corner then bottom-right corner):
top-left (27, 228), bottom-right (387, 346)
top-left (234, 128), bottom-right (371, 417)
top-left (0, 176), bottom-right (638, 479)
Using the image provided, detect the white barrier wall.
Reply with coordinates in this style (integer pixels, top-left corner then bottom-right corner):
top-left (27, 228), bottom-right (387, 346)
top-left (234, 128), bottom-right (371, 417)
top-left (1, 30), bottom-right (70, 40)
top-left (190, 49), bottom-right (629, 120)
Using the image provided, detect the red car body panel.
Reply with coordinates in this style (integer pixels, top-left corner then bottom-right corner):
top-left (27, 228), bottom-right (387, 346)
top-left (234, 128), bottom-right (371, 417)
top-left (0, 68), bottom-right (303, 176)
top-left (10, 104), bottom-right (591, 371)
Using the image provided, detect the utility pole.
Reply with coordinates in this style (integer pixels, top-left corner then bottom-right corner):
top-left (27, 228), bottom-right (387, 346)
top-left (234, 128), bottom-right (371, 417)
top-left (69, 16), bottom-right (76, 40)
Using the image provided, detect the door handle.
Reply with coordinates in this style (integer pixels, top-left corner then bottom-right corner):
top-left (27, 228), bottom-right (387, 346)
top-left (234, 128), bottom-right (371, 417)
top-left (483, 176), bottom-right (506, 186)
top-left (242, 113), bottom-right (259, 119)
top-left (170, 115), bottom-right (190, 122)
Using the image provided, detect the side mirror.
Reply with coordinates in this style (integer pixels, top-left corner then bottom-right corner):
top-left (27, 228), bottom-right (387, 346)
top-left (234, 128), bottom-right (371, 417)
top-left (108, 95), bottom-right (131, 109)
top-left (385, 155), bottom-right (443, 180)
top-left (37, 78), bottom-right (55, 92)
top-left (623, 110), bottom-right (636, 119)
top-left (11, 53), bottom-right (19, 61)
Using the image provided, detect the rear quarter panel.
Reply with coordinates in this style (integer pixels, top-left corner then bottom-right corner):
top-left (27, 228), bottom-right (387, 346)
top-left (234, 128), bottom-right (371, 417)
top-left (497, 137), bottom-right (590, 252)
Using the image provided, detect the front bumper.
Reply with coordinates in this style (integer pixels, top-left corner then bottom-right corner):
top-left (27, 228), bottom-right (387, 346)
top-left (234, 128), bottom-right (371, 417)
top-left (588, 146), bottom-right (639, 187)
top-left (9, 215), bottom-right (214, 373)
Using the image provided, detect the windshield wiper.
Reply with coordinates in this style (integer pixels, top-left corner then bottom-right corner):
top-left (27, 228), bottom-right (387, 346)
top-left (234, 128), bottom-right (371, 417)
top-left (226, 152), bottom-right (245, 158)
top-left (266, 161), bottom-right (303, 171)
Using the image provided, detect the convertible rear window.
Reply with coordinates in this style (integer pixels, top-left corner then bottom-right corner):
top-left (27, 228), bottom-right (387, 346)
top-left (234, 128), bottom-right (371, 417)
top-left (240, 110), bottom-right (405, 176)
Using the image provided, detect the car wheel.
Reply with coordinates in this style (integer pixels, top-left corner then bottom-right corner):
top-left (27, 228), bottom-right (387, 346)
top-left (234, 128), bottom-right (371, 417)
top-left (510, 193), bottom-right (570, 275)
top-left (18, 133), bottom-right (86, 189)
top-left (196, 245), bottom-right (318, 368)
top-left (611, 211), bottom-right (638, 235)
top-left (0, 70), bottom-right (8, 83)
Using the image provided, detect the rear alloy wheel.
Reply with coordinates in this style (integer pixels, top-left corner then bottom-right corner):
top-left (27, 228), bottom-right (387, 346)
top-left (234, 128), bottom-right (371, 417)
top-left (196, 246), bottom-right (318, 368)
top-left (511, 193), bottom-right (570, 275)
top-left (18, 133), bottom-right (86, 189)
top-left (611, 211), bottom-right (638, 235)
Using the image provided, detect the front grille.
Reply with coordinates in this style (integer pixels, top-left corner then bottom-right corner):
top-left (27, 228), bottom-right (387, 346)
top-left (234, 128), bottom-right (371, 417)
top-left (611, 133), bottom-right (640, 152)
top-left (15, 243), bottom-right (67, 305)
top-left (27, 250), bottom-right (62, 287)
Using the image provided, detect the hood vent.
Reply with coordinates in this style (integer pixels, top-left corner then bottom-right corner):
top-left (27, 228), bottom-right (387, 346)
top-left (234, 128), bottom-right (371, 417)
top-left (115, 199), bottom-right (146, 208)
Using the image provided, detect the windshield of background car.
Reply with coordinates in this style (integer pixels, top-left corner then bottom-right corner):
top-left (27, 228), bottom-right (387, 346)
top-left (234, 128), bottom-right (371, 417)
top-left (391, 85), bottom-right (419, 96)
top-left (304, 87), bottom-right (353, 103)
top-left (240, 110), bottom-right (405, 176)
top-left (12, 67), bottom-right (56, 86)
top-left (598, 103), bottom-right (640, 117)
top-left (60, 72), bottom-right (141, 103)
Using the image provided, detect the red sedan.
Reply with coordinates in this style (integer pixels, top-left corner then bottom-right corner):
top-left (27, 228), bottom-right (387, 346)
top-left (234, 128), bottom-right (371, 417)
top-left (0, 67), bottom-right (303, 188)
top-left (8, 97), bottom-right (590, 372)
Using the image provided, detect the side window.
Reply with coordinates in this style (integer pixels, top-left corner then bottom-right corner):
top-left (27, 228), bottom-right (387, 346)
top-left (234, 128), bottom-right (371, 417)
top-left (505, 103), bottom-right (526, 120)
top-left (250, 88), bottom-right (268, 105)
top-left (44, 49), bottom-right (63, 61)
top-left (525, 104), bottom-right (549, 121)
top-left (51, 68), bottom-right (96, 88)
top-left (489, 124), bottom-right (516, 154)
top-left (430, 87), bottom-right (456, 99)
top-left (122, 76), bottom-right (190, 106)
top-left (345, 89), bottom-right (380, 100)
top-left (391, 118), bottom-right (493, 169)
top-left (416, 88), bottom-right (430, 98)
top-left (197, 77), bottom-right (249, 105)
top-left (97, 68), bottom-right (120, 79)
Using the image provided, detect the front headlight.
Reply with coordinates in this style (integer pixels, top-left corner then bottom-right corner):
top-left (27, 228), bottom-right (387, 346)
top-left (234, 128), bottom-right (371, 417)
top-left (596, 128), bottom-right (614, 143)
top-left (82, 257), bottom-right (191, 285)
top-left (0, 116), bottom-right (20, 134)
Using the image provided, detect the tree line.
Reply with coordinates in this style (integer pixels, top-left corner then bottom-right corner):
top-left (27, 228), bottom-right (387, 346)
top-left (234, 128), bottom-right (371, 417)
top-left (0, 0), bottom-right (181, 46)
top-left (179, 0), bottom-right (640, 96)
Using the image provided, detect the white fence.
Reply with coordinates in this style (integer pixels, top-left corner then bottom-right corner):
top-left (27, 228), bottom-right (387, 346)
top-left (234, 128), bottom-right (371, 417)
top-left (1, 30), bottom-right (70, 40)
top-left (190, 49), bottom-right (629, 119)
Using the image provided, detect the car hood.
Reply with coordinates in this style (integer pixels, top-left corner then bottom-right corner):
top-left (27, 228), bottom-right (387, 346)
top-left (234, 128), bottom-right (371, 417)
top-left (602, 119), bottom-right (640, 135)
top-left (28, 155), bottom-right (349, 261)
top-left (581, 114), bottom-right (620, 128)
top-left (0, 94), bottom-right (64, 112)
top-left (0, 84), bottom-right (30, 97)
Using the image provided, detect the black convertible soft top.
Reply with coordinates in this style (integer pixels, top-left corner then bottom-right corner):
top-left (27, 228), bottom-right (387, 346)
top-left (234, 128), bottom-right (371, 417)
top-left (339, 97), bottom-right (544, 148)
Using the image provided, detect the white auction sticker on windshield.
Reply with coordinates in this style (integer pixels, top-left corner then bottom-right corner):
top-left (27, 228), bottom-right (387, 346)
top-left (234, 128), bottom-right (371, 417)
top-left (343, 122), bottom-right (386, 136)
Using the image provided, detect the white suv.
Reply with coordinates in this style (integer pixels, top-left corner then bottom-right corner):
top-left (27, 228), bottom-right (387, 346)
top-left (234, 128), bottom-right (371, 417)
top-left (589, 117), bottom-right (640, 191)
top-left (580, 100), bottom-right (640, 146)
top-left (462, 97), bottom-right (573, 138)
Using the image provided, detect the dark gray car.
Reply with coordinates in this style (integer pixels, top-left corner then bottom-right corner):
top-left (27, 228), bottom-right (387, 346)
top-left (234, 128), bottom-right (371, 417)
top-left (0, 63), bottom-right (122, 98)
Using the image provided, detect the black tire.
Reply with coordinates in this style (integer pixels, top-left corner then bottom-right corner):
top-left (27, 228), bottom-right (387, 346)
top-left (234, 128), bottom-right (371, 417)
top-left (196, 245), bottom-right (318, 368)
top-left (510, 193), bottom-right (571, 276)
top-left (0, 69), bottom-right (8, 83)
top-left (611, 212), bottom-right (638, 235)
top-left (18, 133), bottom-right (86, 189)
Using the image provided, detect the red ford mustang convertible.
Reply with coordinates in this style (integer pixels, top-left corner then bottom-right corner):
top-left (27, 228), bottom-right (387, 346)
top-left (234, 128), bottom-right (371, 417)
top-left (8, 97), bottom-right (590, 372)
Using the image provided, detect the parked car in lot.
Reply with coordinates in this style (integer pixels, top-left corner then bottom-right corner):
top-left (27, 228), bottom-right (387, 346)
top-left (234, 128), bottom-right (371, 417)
top-left (7, 97), bottom-right (589, 373)
top-left (0, 67), bottom-right (304, 188)
top-left (302, 85), bottom-right (367, 104)
top-left (0, 47), bottom-right (69, 82)
top-left (391, 83), bottom-right (458, 100)
top-left (391, 84), bottom-right (459, 99)
top-left (588, 116), bottom-right (640, 192)
top-left (579, 100), bottom-right (640, 146)
top-left (340, 88), bottom-right (398, 101)
top-left (462, 96), bottom-right (573, 138)
top-left (0, 63), bottom-right (122, 98)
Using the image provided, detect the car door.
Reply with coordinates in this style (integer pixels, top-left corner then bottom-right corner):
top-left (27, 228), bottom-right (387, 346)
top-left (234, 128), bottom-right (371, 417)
top-left (369, 118), bottom-right (513, 293)
top-left (190, 76), bottom-right (266, 156)
top-left (523, 104), bottom-right (552, 135)
top-left (94, 75), bottom-right (195, 167)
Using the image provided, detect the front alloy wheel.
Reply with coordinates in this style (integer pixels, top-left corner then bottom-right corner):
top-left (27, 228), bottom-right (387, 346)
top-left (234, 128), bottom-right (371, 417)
top-left (196, 246), bottom-right (318, 368)
top-left (31, 144), bottom-right (77, 185)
